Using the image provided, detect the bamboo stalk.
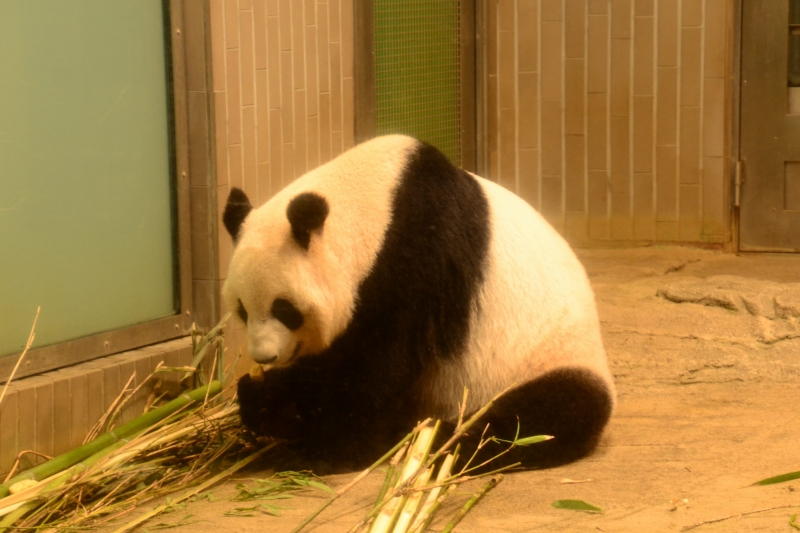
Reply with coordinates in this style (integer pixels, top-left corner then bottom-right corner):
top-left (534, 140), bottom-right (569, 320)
top-left (350, 387), bottom-right (510, 533)
top-left (372, 444), bottom-right (409, 514)
top-left (110, 442), bottom-right (278, 533)
top-left (439, 475), bottom-right (504, 533)
top-left (370, 423), bottom-right (438, 533)
top-left (183, 313), bottom-right (230, 383)
top-left (289, 420), bottom-right (431, 533)
top-left (410, 485), bottom-right (456, 533)
top-left (0, 433), bottom-right (144, 528)
top-left (0, 381), bottom-right (222, 500)
top-left (407, 452), bottom-right (456, 533)
top-left (392, 466), bottom-right (432, 533)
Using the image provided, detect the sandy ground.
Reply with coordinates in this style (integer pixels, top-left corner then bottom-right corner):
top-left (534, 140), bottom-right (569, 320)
top-left (102, 247), bottom-right (800, 533)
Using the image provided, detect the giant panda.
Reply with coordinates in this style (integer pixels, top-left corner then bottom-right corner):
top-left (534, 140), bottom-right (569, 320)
top-left (223, 135), bottom-right (615, 473)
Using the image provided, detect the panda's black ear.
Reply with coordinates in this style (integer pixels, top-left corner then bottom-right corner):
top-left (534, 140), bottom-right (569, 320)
top-left (286, 192), bottom-right (329, 249)
top-left (223, 187), bottom-right (253, 242)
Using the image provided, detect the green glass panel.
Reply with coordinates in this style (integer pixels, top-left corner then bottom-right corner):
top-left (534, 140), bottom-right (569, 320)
top-left (0, 1), bottom-right (176, 357)
top-left (374, 0), bottom-right (462, 165)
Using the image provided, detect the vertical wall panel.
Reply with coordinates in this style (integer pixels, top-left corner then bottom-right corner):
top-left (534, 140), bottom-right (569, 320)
top-left (206, 0), bottom-right (735, 270)
top-left (208, 0), bottom-right (355, 371)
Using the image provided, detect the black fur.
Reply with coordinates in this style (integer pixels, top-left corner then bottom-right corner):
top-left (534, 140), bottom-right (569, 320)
top-left (223, 187), bottom-right (253, 242)
top-left (437, 368), bottom-right (613, 470)
top-left (236, 142), bottom-right (612, 473)
top-left (287, 192), bottom-right (329, 249)
top-left (237, 299), bottom-right (248, 323)
top-left (271, 298), bottom-right (304, 330)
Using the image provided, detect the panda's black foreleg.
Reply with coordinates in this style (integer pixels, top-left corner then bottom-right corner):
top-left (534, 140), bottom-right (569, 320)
top-left (435, 367), bottom-right (613, 471)
top-left (237, 353), bottom-right (420, 473)
top-left (237, 361), bottom-right (330, 441)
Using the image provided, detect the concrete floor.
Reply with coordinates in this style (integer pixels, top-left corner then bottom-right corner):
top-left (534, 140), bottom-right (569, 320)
top-left (101, 247), bottom-right (800, 533)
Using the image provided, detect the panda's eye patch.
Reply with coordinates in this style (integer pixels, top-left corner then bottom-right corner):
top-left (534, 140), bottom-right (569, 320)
top-left (271, 298), bottom-right (304, 330)
top-left (237, 299), bottom-right (248, 323)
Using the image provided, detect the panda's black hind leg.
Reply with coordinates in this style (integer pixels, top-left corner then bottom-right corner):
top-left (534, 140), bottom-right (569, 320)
top-left (438, 367), bottom-right (613, 470)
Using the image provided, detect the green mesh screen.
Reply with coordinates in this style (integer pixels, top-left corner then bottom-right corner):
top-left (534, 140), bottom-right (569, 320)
top-left (374, 0), bottom-right (462, 165)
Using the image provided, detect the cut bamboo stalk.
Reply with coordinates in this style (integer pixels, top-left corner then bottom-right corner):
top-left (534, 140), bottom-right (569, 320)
top-left (352, 389), bottom-right (510, 533)
top-left (392, 466), bottom-right (432, 533)
top-left (0, 381), bottom-right (222, 500)
top-left (369, 493), bottom-right (407, 533)
top-left (372, 443), bottom-right (409, 514)
top-left (289, 420), bottom-right (430, 533)
top-left (370, 423), bottom-right (438, 533)
top-left (411, 485), bottom-right (456, 533)
top-left (408, 452), bottom-right (456, 533)
top-left (399, 423), bottom-right (437, 484)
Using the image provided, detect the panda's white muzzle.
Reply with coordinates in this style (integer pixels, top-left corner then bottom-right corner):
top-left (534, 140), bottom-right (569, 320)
top-left (247, 319), bottom-right (295, 365)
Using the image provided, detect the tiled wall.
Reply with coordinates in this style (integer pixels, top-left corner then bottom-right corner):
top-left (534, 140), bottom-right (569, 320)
top-left (0, 339), bottom-right (192, 475)
top-left (484, 0), bottom-right (734, 245)
top-left (207, 0), bottom-right (356, 375)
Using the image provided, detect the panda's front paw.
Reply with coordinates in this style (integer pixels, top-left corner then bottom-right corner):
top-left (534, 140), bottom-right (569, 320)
top-left (237, 373), bottom-right (271, 433)
top-left (237, 372), bottom-right (304, 439)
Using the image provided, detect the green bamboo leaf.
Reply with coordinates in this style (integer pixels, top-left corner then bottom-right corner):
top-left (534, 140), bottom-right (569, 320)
top-left (552, 499), bottom-right (603, 513)
top-left (307, 480), bottom-right (336, 493)
top-left (790, 514), bottom-right (800, 531)
top-left (489, 434), bottom-right (553, 446)
top-left (753, 471), bottom-right (800, 486)
top-left (258, 493), bottom-right (295, 500)
top-left (513, 435), bottom-right (553, 446)
top-left (259, 503), bottom-right (288, 516)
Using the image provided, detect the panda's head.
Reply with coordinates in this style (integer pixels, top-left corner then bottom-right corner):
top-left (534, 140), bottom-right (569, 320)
top-left (221, 135), bottom-right (416, 367)
top-left (221, 187), bottom-right (339, 366)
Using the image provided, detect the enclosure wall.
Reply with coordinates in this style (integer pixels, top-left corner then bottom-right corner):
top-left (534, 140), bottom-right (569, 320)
top-left (483, 0), bottom-right (735, 245)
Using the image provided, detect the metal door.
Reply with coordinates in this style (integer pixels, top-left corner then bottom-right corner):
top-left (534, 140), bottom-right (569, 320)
top-left (740, 0), bottom-right (800, 251)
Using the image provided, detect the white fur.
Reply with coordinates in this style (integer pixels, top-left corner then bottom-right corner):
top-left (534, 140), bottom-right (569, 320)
top-left (224, 135), bottom-right (614, 419)
top-left (223, 135), bottom-right (417, 364)
top-left (420, 176), bottom-right (615, 417)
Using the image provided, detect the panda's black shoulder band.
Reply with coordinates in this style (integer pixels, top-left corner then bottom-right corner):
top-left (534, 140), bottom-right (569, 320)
top-left (223, 187), bottom-right (253, 242)
top-left (287, 192), bottom-right (329, 249)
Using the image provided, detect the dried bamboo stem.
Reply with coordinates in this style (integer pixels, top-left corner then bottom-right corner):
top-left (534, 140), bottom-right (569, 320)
top-left (0, 307), bottom-right (40, 408)
top-left (0, 381), bottom-right (222, 500)
top-left (0, 433), bottom-right (143, 527)
top-left (682, 504), bottom-right (800, 531)
top-left (110, 442), bottom-right (278, 533)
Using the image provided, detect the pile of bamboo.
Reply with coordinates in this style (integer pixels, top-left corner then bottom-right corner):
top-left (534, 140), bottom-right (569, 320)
top-left (291, 389), bottom-right (551, 533)
top-left (0, 315), bottom-right (278, 532)
top-left (0, 313), bottom-right (547, 532)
